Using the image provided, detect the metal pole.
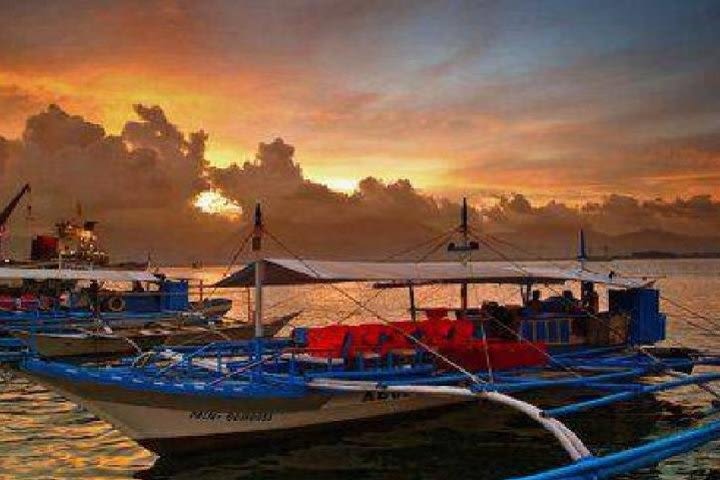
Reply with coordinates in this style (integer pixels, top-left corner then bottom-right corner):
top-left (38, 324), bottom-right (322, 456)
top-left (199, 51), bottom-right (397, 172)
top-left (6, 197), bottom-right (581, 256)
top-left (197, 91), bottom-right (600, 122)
top-left (254, 260), bottom-right (264, 338)
top-left (409, 284), bottom-right (417, 322)
top-left (577, 228), bottom-right (587, 270)
top-left (252, 202), bottom-right (264, 339)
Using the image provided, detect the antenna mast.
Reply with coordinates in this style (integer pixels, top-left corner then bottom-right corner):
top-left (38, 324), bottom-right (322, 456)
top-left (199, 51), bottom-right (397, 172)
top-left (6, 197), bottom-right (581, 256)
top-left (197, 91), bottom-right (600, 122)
top-left (447, 198), bottom-right (479, 259)
top-left (447, 198), bottom-right (479, 313)
top-left (577, 228), bottom-right (588, 270)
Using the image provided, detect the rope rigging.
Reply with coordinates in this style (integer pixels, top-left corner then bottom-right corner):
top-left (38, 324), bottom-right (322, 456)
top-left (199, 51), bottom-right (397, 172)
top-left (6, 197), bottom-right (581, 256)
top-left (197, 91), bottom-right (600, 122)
top-left (466, 226), bottom-right (720, 401)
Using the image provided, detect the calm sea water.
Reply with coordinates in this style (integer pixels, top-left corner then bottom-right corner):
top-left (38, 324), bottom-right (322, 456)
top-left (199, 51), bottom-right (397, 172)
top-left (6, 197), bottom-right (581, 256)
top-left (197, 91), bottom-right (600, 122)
top-left (1, 259), bottom-right (719, 479)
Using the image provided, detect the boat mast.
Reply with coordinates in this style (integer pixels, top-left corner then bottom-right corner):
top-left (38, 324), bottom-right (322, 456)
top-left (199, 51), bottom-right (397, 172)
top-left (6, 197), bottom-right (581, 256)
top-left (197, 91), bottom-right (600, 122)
top-left (252, 202), bottom-right (264, 338)
top-left (577, 228), bottom-right (587, 270)
top-left (577, 228), bottom-right (596, 313)
top-left (460, 198), bottom-right (468, 312)
top-left (447, 198), bottom-right (478, 314)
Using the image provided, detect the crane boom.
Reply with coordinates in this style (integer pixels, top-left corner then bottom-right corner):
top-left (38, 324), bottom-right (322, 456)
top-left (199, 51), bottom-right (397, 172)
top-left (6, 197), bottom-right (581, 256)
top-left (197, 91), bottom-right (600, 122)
top-left (0, 183), bottom-right (31, 228)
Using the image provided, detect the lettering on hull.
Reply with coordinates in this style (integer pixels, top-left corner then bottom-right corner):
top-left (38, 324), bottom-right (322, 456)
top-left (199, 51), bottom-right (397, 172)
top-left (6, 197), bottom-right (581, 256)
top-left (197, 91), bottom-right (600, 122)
top-left (362, 391), bottom-right (410, 402)
top-left (189, 411), bottom-right (273, 422)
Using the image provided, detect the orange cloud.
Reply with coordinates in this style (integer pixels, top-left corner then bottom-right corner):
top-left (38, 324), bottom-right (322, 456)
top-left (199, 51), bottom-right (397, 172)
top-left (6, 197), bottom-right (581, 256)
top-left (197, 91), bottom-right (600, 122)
top-left (1, 1), bottom-right (719, 205)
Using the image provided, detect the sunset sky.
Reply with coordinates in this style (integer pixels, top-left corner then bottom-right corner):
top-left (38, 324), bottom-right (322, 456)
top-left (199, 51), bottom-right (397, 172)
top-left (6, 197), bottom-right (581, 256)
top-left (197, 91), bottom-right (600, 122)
top-left (1, 0), bottom-right (719, 205)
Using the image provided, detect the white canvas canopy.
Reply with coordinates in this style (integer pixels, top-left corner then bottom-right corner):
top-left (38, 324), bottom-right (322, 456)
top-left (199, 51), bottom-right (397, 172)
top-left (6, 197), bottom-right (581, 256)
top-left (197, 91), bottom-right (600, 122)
top-left (215, 258), bottom-right (650, 289)
top-left (0, 267), bottom-right (159, 282)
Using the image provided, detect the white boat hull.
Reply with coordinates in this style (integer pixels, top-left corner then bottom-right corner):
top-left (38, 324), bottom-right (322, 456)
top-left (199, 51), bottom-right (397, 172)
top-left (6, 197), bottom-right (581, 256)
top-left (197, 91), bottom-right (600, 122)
top-left (22, 371), bottom-right (470, 454)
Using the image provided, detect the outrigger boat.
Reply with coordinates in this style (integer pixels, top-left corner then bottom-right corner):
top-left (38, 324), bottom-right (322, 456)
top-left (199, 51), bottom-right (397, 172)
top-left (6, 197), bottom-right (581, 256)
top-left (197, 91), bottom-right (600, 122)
top-left (13, 310), bottom-right (299, 358)
top-left (13, 203), bottom-right (720, 479)
top-left (0, 267), bottom-right (231, 329)
top-left (0, 267), bottom-right (234, 359)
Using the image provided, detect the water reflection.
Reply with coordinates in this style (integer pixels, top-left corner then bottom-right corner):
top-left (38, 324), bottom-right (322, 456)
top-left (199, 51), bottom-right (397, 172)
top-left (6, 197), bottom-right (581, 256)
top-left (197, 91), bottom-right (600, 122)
top-left (1, 260), bottom-right (720, 479)
top-left (135, 396), bottom-right (704, 480)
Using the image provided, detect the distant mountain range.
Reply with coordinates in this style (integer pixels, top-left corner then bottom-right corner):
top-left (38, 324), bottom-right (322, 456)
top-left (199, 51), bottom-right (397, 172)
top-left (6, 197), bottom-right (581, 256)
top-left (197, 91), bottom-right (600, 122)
top-left (3, 221), bottom-right (719, 264)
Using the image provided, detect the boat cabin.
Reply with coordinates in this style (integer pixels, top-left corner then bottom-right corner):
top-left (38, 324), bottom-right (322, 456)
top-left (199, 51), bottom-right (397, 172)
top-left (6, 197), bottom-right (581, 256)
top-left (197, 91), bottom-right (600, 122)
top-left (216, 258), bottom-right (665, 373)
top-left (0, 267), bottom-right (189, 315)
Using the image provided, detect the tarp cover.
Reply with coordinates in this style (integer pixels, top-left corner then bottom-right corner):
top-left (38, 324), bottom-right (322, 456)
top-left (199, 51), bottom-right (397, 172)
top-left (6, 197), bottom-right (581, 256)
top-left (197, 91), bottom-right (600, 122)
top-left (0, 267), bottom-right (159, 282)
top-left (215, 258), bottom-right (649, 288)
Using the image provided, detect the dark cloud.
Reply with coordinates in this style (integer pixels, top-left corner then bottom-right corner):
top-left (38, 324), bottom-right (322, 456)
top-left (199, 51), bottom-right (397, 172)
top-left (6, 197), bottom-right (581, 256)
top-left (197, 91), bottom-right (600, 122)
top-left (1, 104), bottom-right (219, 262)
top-left (2, 104), bottom-right (720, 264)
top-left (488, 192), bottom-right (720, 241)
top-left (23, 104), bottom-right (105, 153)
top-left (0, 137), bottom-right (9, 177)
top-left (207, 137), bottom-right (463, 232)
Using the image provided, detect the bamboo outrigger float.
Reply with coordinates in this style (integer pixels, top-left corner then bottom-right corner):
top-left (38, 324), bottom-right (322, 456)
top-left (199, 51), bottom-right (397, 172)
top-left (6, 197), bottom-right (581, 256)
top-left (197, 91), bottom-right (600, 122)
top-left (12, 202), bottom-right (720, 478)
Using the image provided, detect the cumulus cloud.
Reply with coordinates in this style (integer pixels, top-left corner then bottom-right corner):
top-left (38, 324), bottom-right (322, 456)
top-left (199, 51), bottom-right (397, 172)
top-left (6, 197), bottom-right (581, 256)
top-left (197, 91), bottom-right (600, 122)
top-left (1, 104), bottom-right (222, 262)
top-left (207, 137), bottom-right (464, 232)
top-left (2, 104), bottom-right (720, 263)
top-left (488, 192), bottom-right (718, 234)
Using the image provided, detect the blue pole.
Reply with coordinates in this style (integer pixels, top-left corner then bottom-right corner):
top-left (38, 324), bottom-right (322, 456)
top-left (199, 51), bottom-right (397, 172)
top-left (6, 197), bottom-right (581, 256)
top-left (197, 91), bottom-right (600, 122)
top-left (544, 372), bottom-right (720, 418)
top-left (511, 419), bottom-right (720, 480)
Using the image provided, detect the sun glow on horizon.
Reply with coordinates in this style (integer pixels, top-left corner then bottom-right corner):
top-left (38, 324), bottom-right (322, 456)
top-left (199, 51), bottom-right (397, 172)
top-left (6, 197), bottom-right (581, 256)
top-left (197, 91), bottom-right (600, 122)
top-left (317, 177), bottom-right (358, 193)
top-left (193, 190), bottom-right (243, 219)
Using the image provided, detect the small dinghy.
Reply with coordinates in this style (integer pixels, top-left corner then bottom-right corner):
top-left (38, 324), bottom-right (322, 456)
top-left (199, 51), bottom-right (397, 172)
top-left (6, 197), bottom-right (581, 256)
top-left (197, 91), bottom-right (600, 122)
top-left (13, 311), bottom-right (300, 358)
top-left (15, 330), bottom-right (137, 358)
top-left (0, 268), bottom-right (232, 331)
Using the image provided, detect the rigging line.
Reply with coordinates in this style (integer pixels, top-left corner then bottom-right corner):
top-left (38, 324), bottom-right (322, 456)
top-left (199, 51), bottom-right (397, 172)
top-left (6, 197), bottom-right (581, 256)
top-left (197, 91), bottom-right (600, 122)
top-left (308, 229), bottom-right (456, 327)
top-left (415, 230), bottom-right (457, 263)
top-left (208, 224), bottom-right (254, 260)
top-left (203, 230), bottom-right (255, 302)
top-left (382, 226), bottom-right (460, 261)
top-left (263, 289), bottom-right (309, 314)
top-left (164, 327), bottom-right (233, 349)
top-left (484, 229), bottom-right (720, 341)
top-left (467, 230), bottom-right (720, 400)
top-left (289, 228), bottom-right (455, 327)
top-left (467, 233), bottom-right (670, 359)
top-left (661, 295), bottom-right (720, 332)
top-left (335, 231), bottom-right (456, 322)
top-left (479, 228), bottom-right (720, 332)
top-left (671, 315), bottom-right (720, 338)
top-left (335, 286), bottom-right (388, 326)
top-left (262, 228), bottom-right (488, 388)
top-left (476, 278), bottom-right (583, 378)
top-left (478, 229), bottom-right (605, 278)
top-left (484, 282), bottom-right (583, 377)
top-left (415, 282), bottom-right (447, 306)
top-left (471, 284), bottom-right (495, 383)
top-left (486, 314), bottom-right (583, 378)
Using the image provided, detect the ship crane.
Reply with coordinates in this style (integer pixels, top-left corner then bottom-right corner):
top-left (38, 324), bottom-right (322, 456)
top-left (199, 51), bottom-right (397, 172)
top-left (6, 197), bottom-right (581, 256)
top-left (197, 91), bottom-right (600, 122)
top-left (0, 183), bottom-right (31, 259)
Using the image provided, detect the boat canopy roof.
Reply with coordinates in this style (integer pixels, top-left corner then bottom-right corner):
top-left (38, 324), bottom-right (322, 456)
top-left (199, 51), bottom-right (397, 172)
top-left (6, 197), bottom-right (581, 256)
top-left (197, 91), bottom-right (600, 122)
top-left (0, 267), bottom-right (159, 282)
top-left (215, 258), bottom-right (649, 288)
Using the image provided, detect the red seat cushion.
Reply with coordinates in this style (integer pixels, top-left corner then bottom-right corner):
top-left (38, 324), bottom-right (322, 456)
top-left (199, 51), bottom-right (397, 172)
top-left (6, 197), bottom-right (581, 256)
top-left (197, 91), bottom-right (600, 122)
top-left (0, 295), bottom-right (15, 310)
top-left (347, 324), bottom-right (389, 357)
top-left (305, 325), bottom-right (350, 358)
top-left (419, 318), bottom-right (454, 346)
top-left (438, 340), bottom-right (547, 372)
top-left (382, 321), bottom-right (420, 352)
top-left (450, 319), bottom-right (475, 344)
top-left (391, 321), bottom-right (421, 335)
